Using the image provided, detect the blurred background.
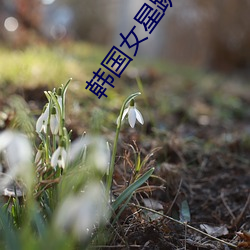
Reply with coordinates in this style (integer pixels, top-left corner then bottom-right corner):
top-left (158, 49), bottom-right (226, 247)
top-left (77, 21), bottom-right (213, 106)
top-left (1, 0), bottom-right (250, 136)
top-left (1, 0), bottom-right (250, 71)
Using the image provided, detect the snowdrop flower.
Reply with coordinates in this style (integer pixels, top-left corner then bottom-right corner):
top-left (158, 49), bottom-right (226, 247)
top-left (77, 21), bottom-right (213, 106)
top-left (54, 182), bottom-right (109, 240)
top-left (67, 135), bottom-right (110, 173)
top-left (51, 142), bottom-right (67, 169)
top-left (35, 144), bottom-right (43, 165)
top-left (89, 137), bottom-right (110, 173)
top-left (57, 94), bottom-right (63, 112)
top-left (56, 87), bottom-right (63, 114)
top-left (120, 99), bottom-right (144, 128)
top-left (0, 130), bottom-right (33, 190)
top-left (36, 103), bottom-right (50, 133)
top-left (50, 106), bottom-right (59, 135)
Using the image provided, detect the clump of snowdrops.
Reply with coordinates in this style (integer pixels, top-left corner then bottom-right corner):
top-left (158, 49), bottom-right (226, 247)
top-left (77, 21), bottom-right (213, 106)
top-left (0, 79), bottom-right (154, 249)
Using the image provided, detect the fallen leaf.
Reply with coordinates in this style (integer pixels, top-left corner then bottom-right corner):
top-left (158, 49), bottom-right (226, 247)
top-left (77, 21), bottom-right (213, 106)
top-left (237, 231), bottom-right (250, 248)
top-left (143, 198), bottom-right (163, 211)
top-left (179, 199), bottom-right (191, 222)
top-left (200, 224), bottom-right (228, 237)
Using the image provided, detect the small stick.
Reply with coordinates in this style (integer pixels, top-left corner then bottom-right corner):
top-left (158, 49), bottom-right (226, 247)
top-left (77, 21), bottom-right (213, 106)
top-left (221, 190), bottom-right (236, 221)
top-left (166, 178), bottom-right (183, 215)
top-left (233, 192), bottom-right (250, 227)
top-left (130, 203), bottom-right (237, 249)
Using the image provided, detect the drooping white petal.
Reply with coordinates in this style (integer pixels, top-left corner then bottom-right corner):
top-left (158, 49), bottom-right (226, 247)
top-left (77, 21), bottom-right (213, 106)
top-left (41, 121), bottom-right (47, 133)
top-left (0, 130), bottom-right (14, 151)
top-left (43, 104), bottom-right (50, 119)
top-left (135, 109), bottom-right (144, 125)
top-left (59, 148), bottom-right (67, 169)
top-left (128, 107), bottom-right (136, 128)
top-left (0, 131), bottom-right (33, 190)
top-left (51, 147), bottom-right (61, 168)
top-left (92, 138), bottom-right (110, 173)
top-left (35, 149), bottom-right (42, 164)
top-left (57, 158), bottom-right (65, 169)
top-left (121, 107), bottom-right (129, 121)
top-left (54, 182), bottom-right (109, 240)
top-left (57, 96), bottom-right (63, 111)
top-left (5, 133), bottom-right (32, 170)
top-left (67, 137), bottom-right (88, 163)
top-left (51, 147), bottom-right (67, 169)
top-left (36, 104), bottom-right (50, 134)
top-left (50, 114), bottom-right (59, 135)
top-left (36, 113), bottom-right (45, 133)
top-left (68, 136), bottom-right (109, 172)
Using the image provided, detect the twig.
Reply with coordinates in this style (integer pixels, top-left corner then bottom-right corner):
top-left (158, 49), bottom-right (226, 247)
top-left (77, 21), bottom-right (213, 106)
top-left (233, 192), bottom-right (250, 227)
top-left (184, 221), bottom-right (187, 250)
top-left (130, 203), bottom-right (237, 249)
top-left (166, 178), bottom-right (183, 215)
top-left (221, 190), bottom-right (236, 221)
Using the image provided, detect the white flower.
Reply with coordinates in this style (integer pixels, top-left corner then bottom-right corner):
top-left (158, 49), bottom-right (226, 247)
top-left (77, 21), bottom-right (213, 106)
top-left (35, 149), bottom-right (42, 164)
top-left (54, 182), bottom-right (109, 240)
top-left (36, 104), bottom-right (50, 133)
top-left (119, 100), bottom-right (144, 128)
top-left (90, 137), bottom-right (110, 173)
top-left (56, 87), bottom-right (63, 112)
top-left (51, 145), bottom-right (67, 169)
top-left (50, 106), bottom-right (60, 135)
top-left (67, 136), bottom-right (110, 173)
top-left (0, 130), bottom-right (33, 190)
top-left (57, 95), bottom-right (63, 112)
top-left (35, 144), bottom-right (43, 165)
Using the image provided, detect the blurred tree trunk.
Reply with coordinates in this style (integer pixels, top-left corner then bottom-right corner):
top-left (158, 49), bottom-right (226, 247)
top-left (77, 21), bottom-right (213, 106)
top-left (204, 0), bottom-right (250, 71)
top-left (164, 0), bottom-right (250, 71)
top-left (68, 0), bottom-right (114, 44)
top-left (0, 0), bottom-right (42, 46)
top-left (16, 0), bottom-right (41, 32)
top-left (15, 0), bottom-right (42, 45)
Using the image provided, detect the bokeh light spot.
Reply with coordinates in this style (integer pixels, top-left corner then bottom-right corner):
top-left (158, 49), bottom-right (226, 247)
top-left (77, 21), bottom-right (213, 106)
top-left (4, 17), bottom-right (19, 32)
top-left (41, 0), bottom-right (55, 5)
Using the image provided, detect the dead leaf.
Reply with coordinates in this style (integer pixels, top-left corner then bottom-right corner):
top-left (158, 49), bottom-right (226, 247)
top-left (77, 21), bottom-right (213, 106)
top-left (200, 224), bottom-right (229, 237)
top-left (143, 198), bottom-right (163, 210)
top-left (237, 231), bottom-right (250, 248)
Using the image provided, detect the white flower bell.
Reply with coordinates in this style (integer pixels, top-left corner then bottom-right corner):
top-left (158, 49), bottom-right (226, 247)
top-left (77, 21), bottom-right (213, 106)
top-left (54, 182), bottom-right (109, 240)
top-left (51, 142), bottom-right (67, 169)
top-left (56, 87), bottom-right (63, 111)
top-left (50, 106), bottom-right (59, 135)
top-left (35, 143), bottom-right (43, 165)
top-left (0, 130), bottom-right (33, 190)
top-left (36, 103), bottom-right (50, 133)
top-left (120, 99), bottom-right (144, 128)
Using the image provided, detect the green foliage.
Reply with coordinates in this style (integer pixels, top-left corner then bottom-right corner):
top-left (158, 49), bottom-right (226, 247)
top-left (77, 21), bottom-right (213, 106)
top-left (112, 167), bottom-right (155, 212)
top-left (0, 81), bottom-right (153, 249)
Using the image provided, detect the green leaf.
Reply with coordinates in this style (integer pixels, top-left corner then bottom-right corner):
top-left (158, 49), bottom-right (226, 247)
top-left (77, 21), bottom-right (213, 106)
top-left (135, 152), bottom-right (141, 173)
top-left (112, 193), bottom-right (133, 225)
top-left (32, 209), bottom-right (46, 237)
top-left (0, 208), bottom-right (21, 250)
top-left (112, 167), bottom-right (154, 211)
top-left (179, 199), bottom-right (191, 222)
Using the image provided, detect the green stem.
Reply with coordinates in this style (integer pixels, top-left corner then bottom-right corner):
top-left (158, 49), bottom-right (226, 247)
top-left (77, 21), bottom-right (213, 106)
top-left (106, 92), bottom-right (141, 196)
top-left (52, 134), bottom-right (56, 152)
top-left (45, 97), bottom-right (53, 164)
top-left (49, 92), bottom-right (63, 136)
top-left (61, 78), bottom-right (72, 127)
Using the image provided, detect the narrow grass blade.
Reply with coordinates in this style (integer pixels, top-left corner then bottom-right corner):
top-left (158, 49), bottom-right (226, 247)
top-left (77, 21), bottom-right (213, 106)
top-left (112, 167), bottom-right (154, 211)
